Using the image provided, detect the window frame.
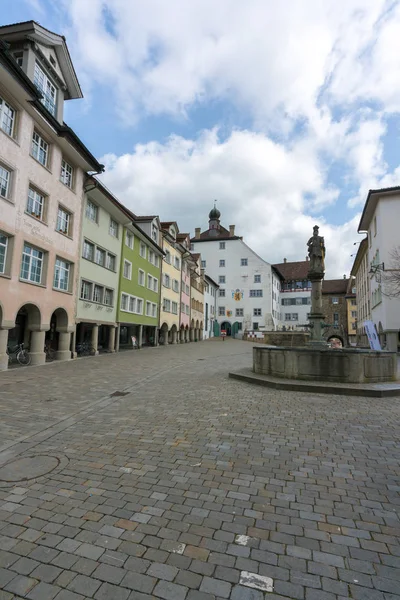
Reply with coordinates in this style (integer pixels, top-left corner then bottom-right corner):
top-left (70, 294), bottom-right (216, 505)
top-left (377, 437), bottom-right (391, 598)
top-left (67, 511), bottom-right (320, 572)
top-left (138, 268), bottom-right (145, 286)
top-left (125, 230), bottom-right (134, 249)
top-left (94, 246), bottom-right (106, 267)
top-left (254, 274), bottom-right (261, 283)
top-left (249, 289), bottom-right (263, 297)
top-left (123, 259), bottom-right (132, 280)
top-left (106, 252), bottom-right (116, 271)
top-left (140, 242), bottom-right (147, 258)
top-left (20, 243), bottom-right (44, 285)
top-left (109, 218), bottom-right (119, 238)
top-left (218, 275), bottom-right (225, 284)
top-left (60, 159), bottom-right (74, 189)
top-left (86, 199), bottom-right (98, 223)
top-left (27, 186), bottom-right (46, 222)
top-left (219, 242), bottom-right (225, 250)
top-left (219, 259), bottom-right (225, 267)
top-left (56, 205), bottom-right (72, 236)
top-left (104, 288), bottom-right (114, 306)
top-left (0, 163), bottom-right (11, 201)
top-left (0, 233), bottom-right (8, 275)
top-left (80, 279), bottom-right (93, 301)
top-left (31, 130), bottom-right (49, 168)
top-left (241, 258), bottom-right (248, 266)
top-left (218, 306), bottom-right (225, 316)
top-left (34, 61), bottom-right (57, 116)
top-left (0, 95), bottom-right (16, 138)
top-left (253, 308), bottom-right (262, 316)
top-left (53, 257), bottom-right (71, 292)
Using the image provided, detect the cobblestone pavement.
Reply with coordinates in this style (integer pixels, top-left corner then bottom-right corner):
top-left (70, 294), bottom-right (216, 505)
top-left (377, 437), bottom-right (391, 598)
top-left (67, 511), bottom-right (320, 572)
top-left (1, 339), bottom-right (400, 599)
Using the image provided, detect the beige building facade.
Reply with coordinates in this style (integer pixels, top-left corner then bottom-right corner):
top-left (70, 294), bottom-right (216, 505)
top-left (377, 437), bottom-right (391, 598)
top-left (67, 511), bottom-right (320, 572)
top-left (159, 222), bottom-right (182, 344)
top-left (190, 253), bottom-right (205, 341)
top-left (0, 22), bottom-right (102, 370)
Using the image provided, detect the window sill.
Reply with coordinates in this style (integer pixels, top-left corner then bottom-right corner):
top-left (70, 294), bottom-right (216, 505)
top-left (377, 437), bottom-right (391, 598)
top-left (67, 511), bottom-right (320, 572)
top-left (0, 194), bottom-right (14, 205)
top-left (0, 127), bottom-right (20, 147)
top-left (60, 180), bottom-right (76, 194)
top-left (53, 287), bottom-right (72, 295)
top-left (25, 211), bottom-right (48, 226)
top-left (19, 278), bottom-right (46, 288)
top-left (30, 154), bottom-right (52, 173)
top-left (0, 273), bottom-right (11, 279)
top-left (56, 230), bottom-right (73, 240)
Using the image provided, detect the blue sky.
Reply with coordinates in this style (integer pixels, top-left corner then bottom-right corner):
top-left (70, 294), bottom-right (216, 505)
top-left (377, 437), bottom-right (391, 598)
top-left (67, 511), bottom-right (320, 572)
top-left (3, 0), bottom-right (400, 275)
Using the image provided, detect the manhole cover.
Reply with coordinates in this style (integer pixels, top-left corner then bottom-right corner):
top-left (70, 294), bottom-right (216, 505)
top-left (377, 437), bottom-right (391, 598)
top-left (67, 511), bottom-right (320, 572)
top-left (0, 455), bottom-right (60, 482)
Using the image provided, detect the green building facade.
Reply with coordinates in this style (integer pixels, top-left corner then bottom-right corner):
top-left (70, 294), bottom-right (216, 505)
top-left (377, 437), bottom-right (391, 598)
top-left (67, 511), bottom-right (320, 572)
top-left (117, 221), bottom-right (163, 348)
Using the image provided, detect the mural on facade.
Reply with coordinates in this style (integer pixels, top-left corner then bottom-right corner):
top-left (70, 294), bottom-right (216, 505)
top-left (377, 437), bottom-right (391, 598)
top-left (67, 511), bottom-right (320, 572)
top-left (232, 289), bottom-right (244, 301)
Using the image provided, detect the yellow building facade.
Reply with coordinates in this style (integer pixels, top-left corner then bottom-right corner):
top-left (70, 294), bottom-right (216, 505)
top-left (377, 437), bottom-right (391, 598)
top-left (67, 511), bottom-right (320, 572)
top-left (159, 222), bottom-right (182, 344)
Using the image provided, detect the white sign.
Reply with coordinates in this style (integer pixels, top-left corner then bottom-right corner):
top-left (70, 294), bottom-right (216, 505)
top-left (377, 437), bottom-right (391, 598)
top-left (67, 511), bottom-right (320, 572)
top-left (364, 320), bottom-right (382, 351)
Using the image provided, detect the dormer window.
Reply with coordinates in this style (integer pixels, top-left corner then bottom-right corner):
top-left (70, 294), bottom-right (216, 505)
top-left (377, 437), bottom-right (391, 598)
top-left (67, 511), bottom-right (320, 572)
top-left (170, 227), bottom-right (176, 239)
top-left (151, 223), bottom-right (158, 242)
top-left (34, 61), bottom-right (57, 117)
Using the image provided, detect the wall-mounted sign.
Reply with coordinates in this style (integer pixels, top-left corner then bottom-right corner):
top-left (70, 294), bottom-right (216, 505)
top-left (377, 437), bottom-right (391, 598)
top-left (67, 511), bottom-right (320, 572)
top-left (232, 289), bottom-right (244, 301)
top-left (364, 320), bottom-right (382, 351)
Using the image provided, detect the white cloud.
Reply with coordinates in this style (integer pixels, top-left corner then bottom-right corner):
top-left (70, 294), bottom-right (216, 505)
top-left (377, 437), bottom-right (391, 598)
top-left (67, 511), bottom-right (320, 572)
top-left (100, 128), bottom-right (359, 278)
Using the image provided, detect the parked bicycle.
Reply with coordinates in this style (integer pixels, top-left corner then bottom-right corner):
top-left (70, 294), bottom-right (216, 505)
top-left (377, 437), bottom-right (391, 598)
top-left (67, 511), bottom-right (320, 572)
top-left (44, 343), bottom-right (56, 362)
top-left (76, 341), bottom-right (95, 356)
top-left (6, 343), bottom-right (31, 366)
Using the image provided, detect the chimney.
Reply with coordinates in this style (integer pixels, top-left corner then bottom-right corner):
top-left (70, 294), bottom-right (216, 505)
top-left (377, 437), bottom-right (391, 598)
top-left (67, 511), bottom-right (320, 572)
top-left (229, 225), bottom-right (235, 237)
top-left (283, 258), bottom-right (287, 263)
top-left (343, 274), bottom-right (346, 279)
top-left (195, 227), bottom-right (201, 239)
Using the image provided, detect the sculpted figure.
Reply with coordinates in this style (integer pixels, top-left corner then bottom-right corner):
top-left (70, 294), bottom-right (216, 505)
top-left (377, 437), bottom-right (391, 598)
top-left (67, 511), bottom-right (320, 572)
top-left (307, 225), bottom-right (325, 277)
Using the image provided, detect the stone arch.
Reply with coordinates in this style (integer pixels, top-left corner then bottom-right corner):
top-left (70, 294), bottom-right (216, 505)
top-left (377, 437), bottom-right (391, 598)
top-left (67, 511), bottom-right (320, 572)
top-left (51, 307), bottom-right (69, 332)
top-left (160, 322), bottom-right (169, 345)
top-left (220, 320), bottom-right (232, 336)
top-left (14, 302), bottom-right (41, 331)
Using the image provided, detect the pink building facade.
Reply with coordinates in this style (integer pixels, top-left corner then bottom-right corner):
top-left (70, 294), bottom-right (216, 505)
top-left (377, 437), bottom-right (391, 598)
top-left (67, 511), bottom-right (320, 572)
top-left (0, 22), bottom-right (102, 370)
top-left (177, 233), bottom-right (193, 342)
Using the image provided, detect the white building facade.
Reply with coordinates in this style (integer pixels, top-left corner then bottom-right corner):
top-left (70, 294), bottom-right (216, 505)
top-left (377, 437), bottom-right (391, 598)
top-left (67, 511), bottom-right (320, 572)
top-left (203, 275), bottom-right (218, 339)
top-left (350, 237), bottom-right (370, 346)
top-left (358, 187), bottom-right (400, 352)
top-left (191, 208), bottom-right (274, 336)
top-left (272, 260), bottom-right (312, 331)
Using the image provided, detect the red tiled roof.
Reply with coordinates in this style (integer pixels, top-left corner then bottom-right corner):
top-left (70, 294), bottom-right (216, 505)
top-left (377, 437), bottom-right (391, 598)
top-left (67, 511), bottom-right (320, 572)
top-left (322, 279), bottom-right (349, 294)
top-left (272, 260), bottom-right (310, 281)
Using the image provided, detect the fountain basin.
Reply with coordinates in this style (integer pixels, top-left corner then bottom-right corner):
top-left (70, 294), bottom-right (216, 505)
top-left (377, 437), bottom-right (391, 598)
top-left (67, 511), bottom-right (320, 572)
top-left (253, 345), bottom-right (397, 384)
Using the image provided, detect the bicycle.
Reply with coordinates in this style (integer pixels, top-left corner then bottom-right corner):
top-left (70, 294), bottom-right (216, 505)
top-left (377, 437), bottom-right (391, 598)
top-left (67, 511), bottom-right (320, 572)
top-left (44, 343), bottom-right (56, 362)
top-left (76, 341), bottom-right (95, 356)
top-left (7, 343), bottom-right (31, 366)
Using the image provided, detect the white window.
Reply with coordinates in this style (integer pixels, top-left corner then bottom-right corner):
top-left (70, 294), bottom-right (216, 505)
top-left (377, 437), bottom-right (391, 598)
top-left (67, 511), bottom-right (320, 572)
top-left (126, 231), bottom-right (134, 249)
top-left (95, 247), bottom-right (105, 267)
top-left (81, 280), bottom-right (93, 300)
top-left (109, 218), bottom-right (119, 238)
top-left (219, 289), bottom-right (225, 297)
top-left (0, 233), bottom-right (8, 274)
top-left (254, 308), bottom-right (262, 316)
top-left (163, 298), bottom-right (171, 312)
top-left (93, 284), bottom-right (103, 303)
top-left (186, 284), bottom-right (190, 295)
top-left (123, 260), bottom-right (132, 279)
top-left (172, 301), bottom-right (178, 314)
top-left (250, 289), bottom-right (263, 297)
top-left (86, 199), bottom-right (98, 222)
top-left (219, 276), bottom-right (225, 284)
top-left (219, 260), bottom-right (225, 267)
top-left (0, 165), bottom-right (11, 199)
top-left (351, 310), bottom-right (357, 318)
top-left (83, 240), bottom-right (94, 261)
top-left (60, 159), bottom-right (73, 188)
top-left (34, 62), bottom-right (57, 116)
top-left (104, 289), bottom-right (114, 306)
top-left (174, 256), bottom-right (180, 270)
top-left (0, 96), bottom-right (16, 137)
top-left (138, 269), bottom-right (145, 286)
top-left (165, 250), bottom-right (171, 264)
top-left (106, 253), bottom-right (116, 271)
top-left (201, 260), bottom-right (206, 268)
top-left (254, 274), bottom-right (261, 283)
top-left (140, 242), bottom-right (147, 258)
top-left (31, 131), bottom-right (48, 167)
top-left (129, 296), bottom-right (136, 312)
top-left (121, 294), bottom-right (128, 311)
top-left (53, 258), bottom-right (70, 291)
top-left (173, 279), bottom-right (179, 293)
top-left (152, 303), bottom-right (157, 318)
top-left (27, 187), bottom-right (44, 220)
top-left (219, 242), bottom-right (225, 250)
top-left (185, 305), bottom-right (190, 315)
top-left (241, 258), bottom-right (248, 266)
top-left (236, 308), bottom-right (244, 317)
top-left (219, 306), bottom-right (225, 316)
top-left (146, 301), bottom-right (157, 318)
top-left (20, 244), bottom-right (43, 284)
top-left (137, 298), bottom-right (143, 314)
top-left (148, 250), bottom-right (154, 264)
top-left (56, 207), bottom-right (71, 235)
top-left (164, 274), bottom-right (171, 288)
top-left (146, 301), bottom-right (152, 316)
top-left (151, 224), bottom-right (158, 242)
top-left (154, 255), bottom-right (160, 268)
top-left (331, 297), bottom-right (339, 304)
top-left (153, 277), bottom-right (159, 292)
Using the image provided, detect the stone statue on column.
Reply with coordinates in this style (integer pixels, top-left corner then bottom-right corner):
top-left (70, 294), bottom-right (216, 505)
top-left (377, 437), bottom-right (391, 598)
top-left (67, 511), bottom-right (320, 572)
top-left (307, 225), bottom-right (325, 279)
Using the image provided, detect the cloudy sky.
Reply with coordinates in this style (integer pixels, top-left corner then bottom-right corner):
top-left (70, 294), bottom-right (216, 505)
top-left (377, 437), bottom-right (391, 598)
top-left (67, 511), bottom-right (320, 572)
top-left (4, 0), bottom-right (400, 276)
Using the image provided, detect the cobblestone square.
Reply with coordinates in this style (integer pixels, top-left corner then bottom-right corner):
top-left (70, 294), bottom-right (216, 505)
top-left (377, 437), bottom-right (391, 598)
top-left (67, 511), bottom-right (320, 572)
top-left (1, 339), bottom-right (400, 599)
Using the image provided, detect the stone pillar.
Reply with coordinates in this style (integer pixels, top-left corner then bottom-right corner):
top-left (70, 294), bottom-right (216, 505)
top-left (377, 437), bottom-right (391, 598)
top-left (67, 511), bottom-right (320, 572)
top-left (163, 329), bottom-right (168, 345)
top-left (78, 325), bottom-right (85, 343)
top-left (91, 324), bottom-right (99, 355)
top-left (190, 328), bottom-right (194, 342)
top-left (0, 328), bottom-right (10, 371)
top-left (108, 326), bottom-right (116, 353)
top-left (199, 329), bottom-right (204, 341)
top-left (70, 327), bottom-right (77, 359)
top-left (180, 329), bottom-right (185, 343)
top-left (56, 332), bottom-right (71, 361)
top-left (186, 329), bottom-right (189, 342)
top-left (138, 325), bottom-right (143, 349)
top-left (115, 326), bottom-right (120, 352)
top-left (154, 327), bottom-right (159, 346)
top-left (30, 330), bottom-right (46, 366)
top-left (172, 329), bottom-right (177, 344)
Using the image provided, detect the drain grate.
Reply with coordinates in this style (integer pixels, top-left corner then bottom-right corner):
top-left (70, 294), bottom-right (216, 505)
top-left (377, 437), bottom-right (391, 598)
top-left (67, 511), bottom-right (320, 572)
top-left (110, 390), bottom-right (129, 397)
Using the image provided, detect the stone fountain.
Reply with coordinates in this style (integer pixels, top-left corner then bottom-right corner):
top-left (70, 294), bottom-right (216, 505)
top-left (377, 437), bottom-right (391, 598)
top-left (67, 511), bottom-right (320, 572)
top-left (230, 226), bottom-right (399, 395)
